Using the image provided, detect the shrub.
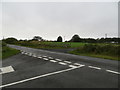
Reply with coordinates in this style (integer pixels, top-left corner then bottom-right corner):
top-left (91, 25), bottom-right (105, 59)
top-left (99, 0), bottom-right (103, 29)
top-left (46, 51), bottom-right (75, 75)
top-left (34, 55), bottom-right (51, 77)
top-left (57, 36), bottom-right (63, 42)
top-left (75, 44), bottom-right (119, 57)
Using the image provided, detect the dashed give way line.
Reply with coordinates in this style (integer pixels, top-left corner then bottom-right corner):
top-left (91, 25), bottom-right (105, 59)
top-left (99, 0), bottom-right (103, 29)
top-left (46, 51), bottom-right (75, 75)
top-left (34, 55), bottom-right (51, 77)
top-left (0, 65), bottom-right (85, 88)
top-left (21, 51), bottom-right (120, 75)
top-left (88, 66), bottom-right (101, 70)
top-left (106, 70), bottom-right (120, 74)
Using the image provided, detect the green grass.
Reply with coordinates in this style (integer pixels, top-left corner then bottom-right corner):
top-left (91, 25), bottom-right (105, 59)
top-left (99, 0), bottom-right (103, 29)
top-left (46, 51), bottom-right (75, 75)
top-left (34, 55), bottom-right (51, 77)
top-left (39, 42), bottom-right (85, 48)
top-left (69, 44), bottom-right (120, 61)
top-left (17, 41), bottom-right (86, 49)
top-left (66, 42), bottom-right (85, 48)
top-left (46, 42), bottom-right (85, 47)
top-left (69, 51), bottom-right (119, 61)
top-left (2, 46), bottom-right (20, 59)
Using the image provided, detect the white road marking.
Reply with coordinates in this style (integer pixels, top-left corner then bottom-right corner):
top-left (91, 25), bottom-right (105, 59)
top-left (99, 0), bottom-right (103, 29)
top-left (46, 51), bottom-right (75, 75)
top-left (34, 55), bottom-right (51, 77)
top-left (28, 53), bottom-right (32, 56)
top-left (55, 59), bottom-right (62, 61)
top-left (43, 58), bottom-right (49, 60)
top-left (106, 70), bottom-right (120, 75)
top-left (32, 55), bottom-right (37, 57)
top-left (74, 63), bottom-right (82, 66)
top-left (69, 64), bottom-right (85, 68)
top-left (21, 52), bottom-right (25, 54)
top-left (29, 54), bottom-right (33, 56)
top-left (26, 53), bottom-right (30, 55)
top-left (64, 61), bottom-right (71, 64)
top-left (37, 57), bottom-right (42, 59)
top-left (58, 62), bottom-right (67, 65)
top-left (0, 66), bottom-right (81, 88)
top-left (0, 66), bottom-right (14, 75)
top-left (24, 52), bottom-right (28, 55)
top-left (48, 57), bottom-right (53, 59)
top-left (42, 56), bottom-right (47, 57)
top-left (88, 66), bottom-right (101, 70)
top-left (69, 65), bottom-right (77, 68)
top-left (50, 60), bottom-right (57, 63)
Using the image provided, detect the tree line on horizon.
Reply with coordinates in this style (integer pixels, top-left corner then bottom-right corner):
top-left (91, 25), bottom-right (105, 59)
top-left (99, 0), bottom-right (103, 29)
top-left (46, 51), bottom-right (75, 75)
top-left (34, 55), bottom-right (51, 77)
top-left (2, 34), bottom-right (120, 44)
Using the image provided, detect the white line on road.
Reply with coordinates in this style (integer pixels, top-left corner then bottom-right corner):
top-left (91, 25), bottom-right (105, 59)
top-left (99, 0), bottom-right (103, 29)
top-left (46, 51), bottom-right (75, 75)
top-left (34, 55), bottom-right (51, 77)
top-left (48, 57), bottom-right (53, 59)
top-left (106, 70), bottom-right (120, 75)
top-left (0, 66), bottom-right (14, 75)
top-left (32, 55), bottom-right (37, 57)
top-left (21, 52), bottom-right (25, 54)
top-left (69, 65), bottom-right (77, 68)
top-left (88, 66), bottom-right (101, 70)
top-left (69, 64), bottom-right (85, 68)
top-left (42, 56), bottom-right (47, 57)
top-left (55, 59), bottom-right (62, 61)
top-left (37, 57), bottom-right (42, 59)
top-left (50, 60), bottom-right (57, 63)
top-left (58, 62), bottom-right (67, 65)
top-left (0, 66), bottom-right (83, 88)
top-left (64, 61), bottom-right (71, 64)
top-left (74, 63), bottom-right (82, 66)
top-left (24, 52), bottom-right (28, 55)
top-left (28, 53), bottom-right (32, 56)
top-left (43, 58), bottom-right (49, 60)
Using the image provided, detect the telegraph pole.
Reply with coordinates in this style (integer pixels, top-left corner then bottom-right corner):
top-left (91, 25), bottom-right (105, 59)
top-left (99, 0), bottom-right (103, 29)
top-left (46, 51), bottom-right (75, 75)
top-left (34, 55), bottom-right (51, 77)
top-left (3, 36), bottom-right (4, 40)
top-left (105, 34), bottom-right (107, 38)
top-left (64, 36), bottom-right (65, 42)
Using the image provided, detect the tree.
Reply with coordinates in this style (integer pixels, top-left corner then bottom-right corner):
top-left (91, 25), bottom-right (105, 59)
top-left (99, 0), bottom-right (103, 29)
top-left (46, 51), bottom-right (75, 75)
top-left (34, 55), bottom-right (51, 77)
top-left (3, 37), bottom-right (18, 44)
top-left (57, 36), bottom-right (63, 42)
top-left (32, 36), bottom-right (43, 41)
top-left (70, 34), bottom-right (81, 42)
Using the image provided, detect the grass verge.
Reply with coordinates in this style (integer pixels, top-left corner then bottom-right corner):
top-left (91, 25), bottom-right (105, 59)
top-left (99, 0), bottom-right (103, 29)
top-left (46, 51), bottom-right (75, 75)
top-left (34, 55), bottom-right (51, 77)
top-left (69, 50), bottom-right (119, 61)
top-left (2, 46), bottom-right (20, 60)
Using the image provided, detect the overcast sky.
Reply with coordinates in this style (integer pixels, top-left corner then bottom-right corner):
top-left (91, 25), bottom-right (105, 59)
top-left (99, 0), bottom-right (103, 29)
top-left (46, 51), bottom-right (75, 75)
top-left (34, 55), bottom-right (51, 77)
top-left (1, 1), bottom-right (118, 41)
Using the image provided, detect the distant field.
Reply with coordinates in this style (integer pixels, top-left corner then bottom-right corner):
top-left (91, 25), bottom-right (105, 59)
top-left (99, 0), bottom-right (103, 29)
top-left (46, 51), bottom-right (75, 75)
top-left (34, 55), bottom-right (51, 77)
top-left (66, 42), bottom-right (85, 48)
top-left (41, 42), bottom-right (85, 48)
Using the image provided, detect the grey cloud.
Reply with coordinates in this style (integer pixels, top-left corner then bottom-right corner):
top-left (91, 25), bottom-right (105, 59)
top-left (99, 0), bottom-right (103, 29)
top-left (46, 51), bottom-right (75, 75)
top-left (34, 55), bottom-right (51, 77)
top-left (2, 2), bottom-right (118, 40)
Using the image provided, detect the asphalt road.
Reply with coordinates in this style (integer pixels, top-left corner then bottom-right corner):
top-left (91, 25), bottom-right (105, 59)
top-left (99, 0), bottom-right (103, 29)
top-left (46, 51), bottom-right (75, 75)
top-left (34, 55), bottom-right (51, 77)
top-left (1, 44), bottom-right (119, 88)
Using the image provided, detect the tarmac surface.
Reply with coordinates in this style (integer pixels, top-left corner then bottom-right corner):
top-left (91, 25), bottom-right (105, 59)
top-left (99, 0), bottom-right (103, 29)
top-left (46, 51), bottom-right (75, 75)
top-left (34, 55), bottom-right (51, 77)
top-left (0, 44), bottom-right (119, 88)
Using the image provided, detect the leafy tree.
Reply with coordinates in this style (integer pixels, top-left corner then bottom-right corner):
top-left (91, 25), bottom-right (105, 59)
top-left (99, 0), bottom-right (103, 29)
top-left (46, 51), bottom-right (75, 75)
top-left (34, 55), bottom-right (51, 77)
top-left (3, 37), bottom-right (18, 44)
top-left (70, 34), bottom-right (81, 42)
top-left (57, 36), bottom-right (63, 42)
top-left (32, 36), bottom-right (43, 41)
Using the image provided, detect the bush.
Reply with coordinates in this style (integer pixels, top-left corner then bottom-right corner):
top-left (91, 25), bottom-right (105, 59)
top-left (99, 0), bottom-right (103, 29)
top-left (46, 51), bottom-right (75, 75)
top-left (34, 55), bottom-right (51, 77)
top-left (4, 38), bottom-right (18, 44)
top-left (57, 36), bottom-right (63, 42)
top-left (75, 44), bottom-right (119, 57)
